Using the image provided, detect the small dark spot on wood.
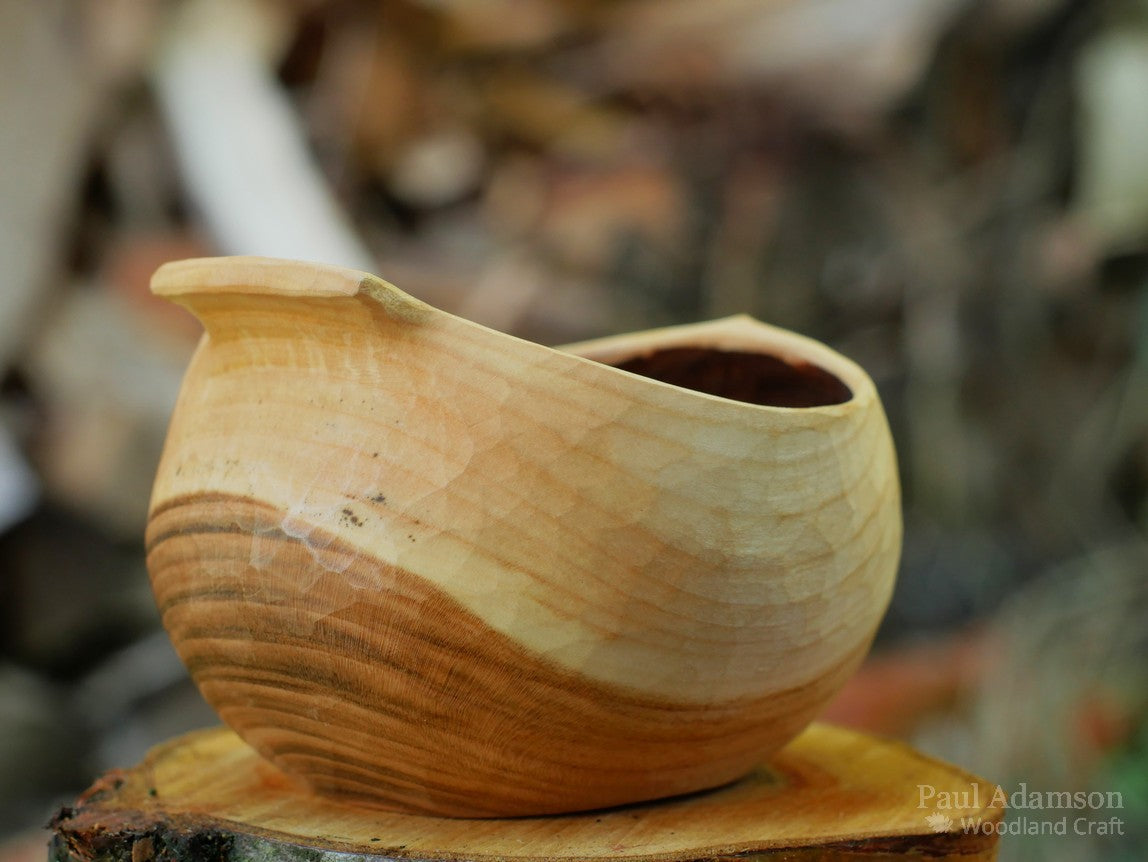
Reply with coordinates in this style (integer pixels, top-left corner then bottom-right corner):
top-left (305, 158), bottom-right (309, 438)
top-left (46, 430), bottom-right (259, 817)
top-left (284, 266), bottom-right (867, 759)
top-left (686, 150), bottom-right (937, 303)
top-left (370, 838), bottom-right (380, 842)
top-left (340, 508), bottom-right (363, 527)
top-left (371, 452), bottom-right (379, 458)
top-left (147, 787), bottom-right (157, 797)
top-left (368, 493), bottom-right (386, 504)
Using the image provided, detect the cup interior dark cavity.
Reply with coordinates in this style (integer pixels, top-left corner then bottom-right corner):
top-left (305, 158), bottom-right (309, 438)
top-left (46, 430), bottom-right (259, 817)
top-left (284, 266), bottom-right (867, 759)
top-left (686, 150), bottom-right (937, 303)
top-left (612, 347), bottom-right (852, 408)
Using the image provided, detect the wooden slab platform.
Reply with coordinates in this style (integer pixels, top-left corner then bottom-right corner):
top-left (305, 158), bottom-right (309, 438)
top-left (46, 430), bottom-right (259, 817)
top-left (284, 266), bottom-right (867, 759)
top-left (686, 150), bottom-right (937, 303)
top-left (49, 724), bottom-right (1002, 861)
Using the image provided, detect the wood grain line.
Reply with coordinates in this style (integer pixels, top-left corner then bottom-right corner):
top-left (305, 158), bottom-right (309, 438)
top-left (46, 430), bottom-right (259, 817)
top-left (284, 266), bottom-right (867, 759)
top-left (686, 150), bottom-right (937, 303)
top-left (148, 493), bottom-right (869, 817)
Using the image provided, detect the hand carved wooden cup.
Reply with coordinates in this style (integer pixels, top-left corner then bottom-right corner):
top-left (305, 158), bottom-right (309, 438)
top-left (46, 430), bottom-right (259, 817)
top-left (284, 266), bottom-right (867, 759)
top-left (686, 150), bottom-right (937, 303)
top-left (147, 256), bottom-right (901, 817)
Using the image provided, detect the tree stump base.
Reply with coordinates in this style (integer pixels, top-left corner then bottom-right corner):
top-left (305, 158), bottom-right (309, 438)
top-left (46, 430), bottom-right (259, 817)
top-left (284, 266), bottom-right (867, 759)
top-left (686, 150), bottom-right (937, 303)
top-left (49, 724), bottom-right (1002, 861)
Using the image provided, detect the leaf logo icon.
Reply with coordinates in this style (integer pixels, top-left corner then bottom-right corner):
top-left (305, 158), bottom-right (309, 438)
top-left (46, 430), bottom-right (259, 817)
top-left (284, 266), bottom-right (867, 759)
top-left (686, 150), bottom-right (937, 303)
top-left (925, 811), bottom-right (954, 833)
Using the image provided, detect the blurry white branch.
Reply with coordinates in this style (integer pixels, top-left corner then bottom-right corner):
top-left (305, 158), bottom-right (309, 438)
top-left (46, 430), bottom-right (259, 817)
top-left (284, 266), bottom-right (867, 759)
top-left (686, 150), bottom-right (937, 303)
top-left (151, 0), bottom-right (373, 270)
top-left (0, 1), bottom-right (115, 370)
top-left (599, 0), bottom-right (969, 130)
top-left (0, 425), bottom-right (38, 533)
top-left (1075, 29), bottom-right (1148, 252)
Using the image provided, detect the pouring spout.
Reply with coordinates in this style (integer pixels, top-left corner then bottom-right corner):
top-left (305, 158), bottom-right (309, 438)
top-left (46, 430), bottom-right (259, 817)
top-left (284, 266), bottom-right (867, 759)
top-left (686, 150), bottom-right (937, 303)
top-left (151, 256), bottom-right (434, 332)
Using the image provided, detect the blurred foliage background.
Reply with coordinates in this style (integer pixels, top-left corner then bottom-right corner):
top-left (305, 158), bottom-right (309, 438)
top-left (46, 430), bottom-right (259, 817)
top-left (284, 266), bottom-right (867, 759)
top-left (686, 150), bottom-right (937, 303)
top-left (0, 1), bottom-right (1145, 860)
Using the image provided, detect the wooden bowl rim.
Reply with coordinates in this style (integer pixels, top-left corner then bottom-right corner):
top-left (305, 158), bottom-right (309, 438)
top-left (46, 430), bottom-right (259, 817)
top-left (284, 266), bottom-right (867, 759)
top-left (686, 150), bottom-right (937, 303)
top-left (152, 255), bottom-right (875, 414)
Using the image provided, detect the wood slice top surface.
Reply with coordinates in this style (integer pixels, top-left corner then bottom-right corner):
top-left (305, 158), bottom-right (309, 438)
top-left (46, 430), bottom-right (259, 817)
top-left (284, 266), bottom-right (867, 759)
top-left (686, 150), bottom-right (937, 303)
top-left (52, 724), bottom-right (1002, 862)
